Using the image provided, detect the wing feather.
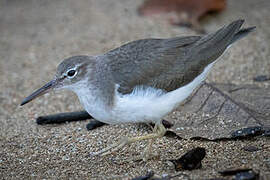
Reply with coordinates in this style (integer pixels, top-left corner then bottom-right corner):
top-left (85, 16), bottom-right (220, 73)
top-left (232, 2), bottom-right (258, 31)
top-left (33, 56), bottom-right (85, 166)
top-left (104, 20), bottom-right (245, 94)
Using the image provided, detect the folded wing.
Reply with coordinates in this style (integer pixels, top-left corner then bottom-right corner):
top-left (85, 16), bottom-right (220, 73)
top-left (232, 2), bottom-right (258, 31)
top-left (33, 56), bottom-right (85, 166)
top-left (105, 20), bottom-right (248, 94)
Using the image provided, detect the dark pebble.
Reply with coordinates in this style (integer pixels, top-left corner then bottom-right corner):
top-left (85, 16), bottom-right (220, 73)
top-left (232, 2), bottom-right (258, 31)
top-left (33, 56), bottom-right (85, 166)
top-left (170, 147), bottom-right (206, 171)
top-left (253, 75), bottom-right (270, 82)
top-left (243, 146), bottom-right (259, 152)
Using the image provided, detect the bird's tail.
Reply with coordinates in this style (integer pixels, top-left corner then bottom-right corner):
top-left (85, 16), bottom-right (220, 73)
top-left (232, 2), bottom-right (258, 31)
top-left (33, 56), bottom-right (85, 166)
top-left (191, 19), bottom-right (255, 63)
top-left (230, 26), bottom-right (256, 44)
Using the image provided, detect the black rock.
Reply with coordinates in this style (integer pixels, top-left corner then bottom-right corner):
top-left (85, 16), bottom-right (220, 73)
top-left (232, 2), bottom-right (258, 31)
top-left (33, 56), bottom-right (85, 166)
top-left (170, 147), bottom-right (206, 171)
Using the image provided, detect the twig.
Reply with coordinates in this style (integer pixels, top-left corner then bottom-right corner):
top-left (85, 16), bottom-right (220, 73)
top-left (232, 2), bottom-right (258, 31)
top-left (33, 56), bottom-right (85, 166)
top-left (36, 111), bottom-right (92, 124)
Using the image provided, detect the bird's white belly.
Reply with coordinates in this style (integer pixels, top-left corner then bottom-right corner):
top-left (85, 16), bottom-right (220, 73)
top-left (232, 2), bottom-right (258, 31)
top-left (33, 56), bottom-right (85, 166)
top-left (109, 61), bottom-right (215, 124)
top-left (75, 61), bottom-right (215, 125)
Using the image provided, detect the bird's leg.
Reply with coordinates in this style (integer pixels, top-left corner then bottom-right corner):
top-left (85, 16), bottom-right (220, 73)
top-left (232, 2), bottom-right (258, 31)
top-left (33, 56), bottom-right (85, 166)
top-left (91, 123), bottom-right (166, 159)
top-left (141, 138), bottom-right (156, 161)
top-left (141, 124), bottom-right (158, 160)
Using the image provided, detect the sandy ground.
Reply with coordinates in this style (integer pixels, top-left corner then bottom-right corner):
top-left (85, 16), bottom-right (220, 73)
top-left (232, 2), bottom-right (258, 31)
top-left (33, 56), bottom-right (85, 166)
top-left (0, 0), bottom-right (269, 179)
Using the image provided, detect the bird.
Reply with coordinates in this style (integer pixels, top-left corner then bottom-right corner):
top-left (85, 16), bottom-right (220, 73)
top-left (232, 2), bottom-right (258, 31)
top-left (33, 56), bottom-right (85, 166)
top-left (21, 19), bottom-right (255, 160)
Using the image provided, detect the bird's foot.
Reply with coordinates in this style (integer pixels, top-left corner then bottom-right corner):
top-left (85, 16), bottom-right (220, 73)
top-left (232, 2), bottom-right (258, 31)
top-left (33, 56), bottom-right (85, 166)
top-left (133, 139), bottom-right (159, 161)
top-left (90, 136), bottom-right (131, 156)
top-left (90, 123), bottom-right (166, 160)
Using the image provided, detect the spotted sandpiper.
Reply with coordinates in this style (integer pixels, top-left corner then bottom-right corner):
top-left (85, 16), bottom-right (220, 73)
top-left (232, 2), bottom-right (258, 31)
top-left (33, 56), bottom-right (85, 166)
top-left (21, 20), bottom-right (255, 160)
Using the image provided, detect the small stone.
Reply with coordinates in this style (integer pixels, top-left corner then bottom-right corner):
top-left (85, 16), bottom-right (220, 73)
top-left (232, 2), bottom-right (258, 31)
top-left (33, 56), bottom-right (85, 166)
top-left (243, 146), bottom-right (259, 152)
top-left (62, 155), bottom-right (70, 161)
top-left (253, 75), bottom-right (270, 82)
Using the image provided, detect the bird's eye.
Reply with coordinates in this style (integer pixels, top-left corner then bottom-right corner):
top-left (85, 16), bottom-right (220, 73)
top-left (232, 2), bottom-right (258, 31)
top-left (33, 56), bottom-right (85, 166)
top-left (67, 69), bottom-right (76, 77)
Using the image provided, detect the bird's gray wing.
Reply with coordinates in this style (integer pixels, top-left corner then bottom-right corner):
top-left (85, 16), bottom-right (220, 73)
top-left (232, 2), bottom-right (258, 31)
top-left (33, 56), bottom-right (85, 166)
top-left (104, 20), bottom-right (245, 94)
top-left (104, 36), bottom-right (200, 94)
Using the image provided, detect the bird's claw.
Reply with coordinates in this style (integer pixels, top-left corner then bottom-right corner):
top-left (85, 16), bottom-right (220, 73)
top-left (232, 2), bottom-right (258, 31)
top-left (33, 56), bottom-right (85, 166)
top-left (90, 137), bottom-right (130, 156)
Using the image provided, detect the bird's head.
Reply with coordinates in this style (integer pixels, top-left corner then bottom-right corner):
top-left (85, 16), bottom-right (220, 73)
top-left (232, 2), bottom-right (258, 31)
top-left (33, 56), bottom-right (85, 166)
top-left (21, 55), bottom-right (95, 106)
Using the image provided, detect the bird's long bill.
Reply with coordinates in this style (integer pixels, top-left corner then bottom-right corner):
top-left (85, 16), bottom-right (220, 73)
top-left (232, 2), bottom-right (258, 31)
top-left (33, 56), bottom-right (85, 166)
top-left (20, 79), bottom-right (58, 106)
